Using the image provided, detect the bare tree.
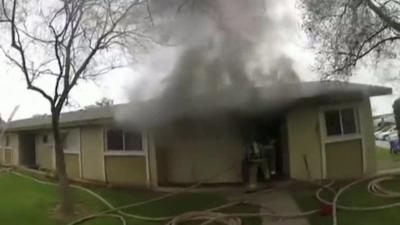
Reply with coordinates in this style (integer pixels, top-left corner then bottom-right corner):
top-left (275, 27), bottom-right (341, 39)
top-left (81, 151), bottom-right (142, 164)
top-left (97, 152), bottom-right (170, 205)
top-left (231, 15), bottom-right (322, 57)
top-left (0, 0), bottom-right (149, 215)
top-left (300, 0), bottom-right (400, 79)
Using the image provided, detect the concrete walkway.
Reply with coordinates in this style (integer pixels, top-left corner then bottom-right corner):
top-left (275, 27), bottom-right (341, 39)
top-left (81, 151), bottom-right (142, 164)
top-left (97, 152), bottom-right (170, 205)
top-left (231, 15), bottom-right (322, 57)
top-left (229, 190), bottom-right (310, 225)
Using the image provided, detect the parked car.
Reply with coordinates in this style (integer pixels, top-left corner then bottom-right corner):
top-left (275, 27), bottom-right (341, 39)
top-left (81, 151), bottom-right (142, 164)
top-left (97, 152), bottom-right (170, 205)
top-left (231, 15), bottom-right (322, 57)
top-left (376, 126), bottom-right (396, 140)
top-left (387, 131), bottom-right (399, 141)
top-left (375, 125), bottom-right (392, 138)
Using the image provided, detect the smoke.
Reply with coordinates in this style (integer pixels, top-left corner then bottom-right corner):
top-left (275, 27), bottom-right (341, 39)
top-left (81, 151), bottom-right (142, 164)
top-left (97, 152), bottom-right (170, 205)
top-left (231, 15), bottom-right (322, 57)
top-left (117, 0), bottom-right (301, 128)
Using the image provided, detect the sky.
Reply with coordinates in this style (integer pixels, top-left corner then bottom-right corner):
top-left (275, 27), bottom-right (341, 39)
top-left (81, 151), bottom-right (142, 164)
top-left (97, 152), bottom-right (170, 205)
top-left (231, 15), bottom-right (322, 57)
top-left (0, 0), bottom-right (396, 121)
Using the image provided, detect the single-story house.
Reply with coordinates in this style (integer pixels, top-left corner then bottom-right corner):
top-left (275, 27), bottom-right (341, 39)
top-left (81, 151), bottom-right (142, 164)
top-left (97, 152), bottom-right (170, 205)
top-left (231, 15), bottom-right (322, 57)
top-left (372, 113), bottom-right (395, 128)
top-left (0, 81), bottom-right (392, 187)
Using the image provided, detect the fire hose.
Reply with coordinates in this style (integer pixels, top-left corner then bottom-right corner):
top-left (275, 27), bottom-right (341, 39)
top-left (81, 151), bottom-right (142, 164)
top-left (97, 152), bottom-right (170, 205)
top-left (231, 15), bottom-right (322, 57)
top-left (4, 168), bottom-right (400, 225)
top-left (316, 174), bottom-right (400, 225)
top-left (5, 167), bottom-right (318, 225)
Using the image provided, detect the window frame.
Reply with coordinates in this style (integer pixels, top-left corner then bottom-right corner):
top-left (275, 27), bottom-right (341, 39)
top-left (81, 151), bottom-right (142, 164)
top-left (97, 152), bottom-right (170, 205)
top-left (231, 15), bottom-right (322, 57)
top-left (2, 134), bottom-right (11, 150)
top-left (5, 135), bottom-right (10, 147)
top-left (104, 128), bottom-right (144, 156)
top-left (322, 106), bottom-right (361, 142)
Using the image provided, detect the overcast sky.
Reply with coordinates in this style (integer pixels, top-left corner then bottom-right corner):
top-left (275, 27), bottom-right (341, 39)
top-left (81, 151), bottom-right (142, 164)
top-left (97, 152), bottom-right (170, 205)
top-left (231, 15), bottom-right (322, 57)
top-left (0, 0), bottom-right (396, 121)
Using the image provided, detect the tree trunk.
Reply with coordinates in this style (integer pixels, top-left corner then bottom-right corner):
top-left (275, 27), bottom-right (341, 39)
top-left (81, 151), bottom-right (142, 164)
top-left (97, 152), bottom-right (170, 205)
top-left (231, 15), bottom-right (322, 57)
top-left (51, 111), bottom-right (73, 215)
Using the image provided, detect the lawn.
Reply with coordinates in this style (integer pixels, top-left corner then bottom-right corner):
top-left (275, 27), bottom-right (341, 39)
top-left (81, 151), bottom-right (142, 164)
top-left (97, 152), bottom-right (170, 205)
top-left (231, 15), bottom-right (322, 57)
top-left (0, 172), bottom-right (260, 225)
top-left (376, 146), bottom-right (400, 171)
top-left (292, 179), bottom-right (400, 225)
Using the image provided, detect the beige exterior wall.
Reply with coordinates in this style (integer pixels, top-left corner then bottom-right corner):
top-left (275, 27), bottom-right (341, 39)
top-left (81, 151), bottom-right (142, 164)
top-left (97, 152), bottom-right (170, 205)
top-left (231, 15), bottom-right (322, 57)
top-left (154, 118), bottom-right (245, 184)
top-left (0, 133), bottom-right (22, 166)
top-left (326, 139), bottom-right (363, 179)
top-left (105, 155), bottom-right (147, 185)
top-left (63, 128), bottom-right (81, 179)
top-left (0, 134), bottom-right (7, 164)
top-left (65, 153), bottom-right (80, 178)
top-left (11, 134), bottom-right (18, 165)
top-left (358, 98), bottom-right (376, 174)
top-left (4, 149), bottom-right (12, 164)
top-left (63, 128), bottom-right (80, 153)
top-left (35, 131), bottom-right (55, 170)
top-left (287, 106), bottom-right (323, 180)
top-left (81, 126), bottom-right (105, 182)
top-left (0, 148), bottom-right (4, 163)
top-left (287, 98), bottom-right (377, 180)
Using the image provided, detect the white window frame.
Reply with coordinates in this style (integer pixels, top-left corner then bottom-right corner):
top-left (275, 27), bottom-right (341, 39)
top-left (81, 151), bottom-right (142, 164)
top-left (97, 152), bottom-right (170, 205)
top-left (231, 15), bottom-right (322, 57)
top-left (104, 128), bottom-right (144, 156)
top-left (1, 134), bottom-right (11, 150)
top-left (323, 106), bottom-right (361, 143)
top-left (318, 102), bottom-right (367, 179)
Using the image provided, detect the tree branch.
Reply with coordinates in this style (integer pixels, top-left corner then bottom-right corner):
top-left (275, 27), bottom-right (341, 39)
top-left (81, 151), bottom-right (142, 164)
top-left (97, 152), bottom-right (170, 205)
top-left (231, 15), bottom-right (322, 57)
top-left (358, 35), bottom-right (400, 58)
top-left (355, 25), bottom-right (388, 57)
top-left (8, 0), bottom-right (53, 103)
top-left (366, 0), bottom-right (400, 32)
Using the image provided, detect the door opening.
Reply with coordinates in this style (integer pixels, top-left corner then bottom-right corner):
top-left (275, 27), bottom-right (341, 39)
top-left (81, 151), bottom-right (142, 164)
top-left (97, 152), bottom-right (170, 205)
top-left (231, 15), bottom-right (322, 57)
top-left (19, 133), bottom-right (37, 168)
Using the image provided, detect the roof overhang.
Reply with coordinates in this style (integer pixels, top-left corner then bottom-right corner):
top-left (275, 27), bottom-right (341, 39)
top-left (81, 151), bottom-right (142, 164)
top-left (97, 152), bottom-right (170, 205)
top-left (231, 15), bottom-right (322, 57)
top-left (4, 81), bottom-right (392, 132)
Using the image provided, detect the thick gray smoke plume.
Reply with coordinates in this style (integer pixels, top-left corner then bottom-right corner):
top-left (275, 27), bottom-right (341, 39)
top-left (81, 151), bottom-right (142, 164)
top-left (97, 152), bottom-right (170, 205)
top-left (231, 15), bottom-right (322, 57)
top-left (117, 0), bottom-right (301, 128)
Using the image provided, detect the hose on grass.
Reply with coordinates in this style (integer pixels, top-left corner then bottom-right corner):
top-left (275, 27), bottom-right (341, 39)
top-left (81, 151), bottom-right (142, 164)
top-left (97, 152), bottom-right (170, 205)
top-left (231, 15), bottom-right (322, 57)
top-left (6, 168), bottom-right (321, 225)
top-left (315, 174), bottom-right (400, 225)
top-left (9, 168), bottom-right (400, 225)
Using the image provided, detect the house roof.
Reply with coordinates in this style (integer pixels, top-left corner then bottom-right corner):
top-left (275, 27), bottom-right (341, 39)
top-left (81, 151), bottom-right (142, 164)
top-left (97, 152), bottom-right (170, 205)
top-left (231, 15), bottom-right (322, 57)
top-left (373, 113), bottom-right (395, 124)
top-left (277, 81), bottom-right (391, 99)
top-left (6, 105), bottom-right (125, 131)
top-left (5, 81), bottom-right (392, 131)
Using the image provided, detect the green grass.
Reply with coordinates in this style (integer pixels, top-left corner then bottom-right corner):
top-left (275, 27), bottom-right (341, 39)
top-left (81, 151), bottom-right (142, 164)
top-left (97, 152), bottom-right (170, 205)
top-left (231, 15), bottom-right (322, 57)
top-left (292, 180), bottom-right (400, 225)
top-left (0, 172), bottom-right (260, 225)
top-left (376, 146), bottom-right (400, 171)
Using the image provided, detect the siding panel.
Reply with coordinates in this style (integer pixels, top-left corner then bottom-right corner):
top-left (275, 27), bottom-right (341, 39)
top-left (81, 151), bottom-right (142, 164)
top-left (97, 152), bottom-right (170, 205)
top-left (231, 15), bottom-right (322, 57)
top-left (287, 106), bottom-right (323, 180)
top-left (155, 118), bottom-right (244, 184)
top-left (326, 139), bottom-right (363, 179)
top-left (65, 153), bottom-right (80, 179)
top-left (105, 156), bottom-right (146, 185)
top-left (35, 132), bottom-right (54, 170)
top-left (81, 126), bottom-right (105, 181)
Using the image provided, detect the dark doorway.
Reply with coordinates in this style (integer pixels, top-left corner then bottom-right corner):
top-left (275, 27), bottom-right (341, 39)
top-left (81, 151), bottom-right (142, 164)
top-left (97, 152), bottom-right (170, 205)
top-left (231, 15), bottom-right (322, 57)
top-left (244, 114), bottom-right (290, 181)
top-left (19, 133), bottom-right (37, 168)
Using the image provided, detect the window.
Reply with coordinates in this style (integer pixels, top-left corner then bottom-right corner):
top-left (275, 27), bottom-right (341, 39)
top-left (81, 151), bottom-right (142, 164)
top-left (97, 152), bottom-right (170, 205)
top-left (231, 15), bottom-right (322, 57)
top-left (5, 135), bottom-right (10, 147)
top-left (106, 129), bottom-right (142, 151)
top-left (124, 131), bottom-right (142, 150)
top-left (324, 107), bottom-right (358, 137)
top-left (107, 129), bottom-right (123, 150)
top-left (62, 132), bottom-right (69, 150)
top-left (42, 134), bottom-right (48, 144)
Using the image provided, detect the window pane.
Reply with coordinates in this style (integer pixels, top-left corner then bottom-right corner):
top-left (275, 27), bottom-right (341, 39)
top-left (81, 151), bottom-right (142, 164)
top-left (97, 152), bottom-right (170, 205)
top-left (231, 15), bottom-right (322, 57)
top-left (62, 132), bottom-right (69, 149)
top-left (5, 135), bottom-right (9, 146)
top-left (341, 108), bottom-right (357, 134)
top-left (325, 110), bottom-right (341, 136)
top-left (42, 135), bottom-right (48, 144)
top-left (107, 129), bottom-right (123, 150)
top-left (125, 131), bottom-right (142, 151)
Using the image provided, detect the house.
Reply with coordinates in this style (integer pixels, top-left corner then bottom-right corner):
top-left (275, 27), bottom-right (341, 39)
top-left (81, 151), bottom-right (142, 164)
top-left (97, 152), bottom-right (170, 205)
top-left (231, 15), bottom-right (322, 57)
top-left (372, 113), bottom-right (395, 129)
top-left (0, 81), bottom-right (392, 187)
